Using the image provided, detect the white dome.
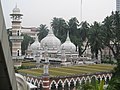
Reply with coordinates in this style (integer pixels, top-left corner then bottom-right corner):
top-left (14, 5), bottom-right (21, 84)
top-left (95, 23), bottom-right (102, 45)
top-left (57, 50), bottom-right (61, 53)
top-left (30, 34), bottom-right (40, 50)
top-left (13, 5), bottom-right (20, 14)
top-left (60, 32), bottom-right (76, 52)
top-left (40, 29), bottom-right (61, 49)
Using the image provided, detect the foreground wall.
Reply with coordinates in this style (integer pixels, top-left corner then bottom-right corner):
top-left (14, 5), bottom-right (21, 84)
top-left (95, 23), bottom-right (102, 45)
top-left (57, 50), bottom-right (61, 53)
top-left (0, 0), bottom-right (17, 90)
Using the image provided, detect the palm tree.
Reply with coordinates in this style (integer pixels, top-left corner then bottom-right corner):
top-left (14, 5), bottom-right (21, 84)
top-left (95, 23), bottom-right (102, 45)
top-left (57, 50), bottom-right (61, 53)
top-left (79, 21), bottom-right (90, 56)
top-left (88, 21), bottom-right (104, 60)
top-left (51, 17), bottom-right (68, 43)
top-left (37, 24), bottom-right (49, 41)
top-left (102, 11), bottom-right (120, 62)
top-left (102, 11), bottom-right (120, 90)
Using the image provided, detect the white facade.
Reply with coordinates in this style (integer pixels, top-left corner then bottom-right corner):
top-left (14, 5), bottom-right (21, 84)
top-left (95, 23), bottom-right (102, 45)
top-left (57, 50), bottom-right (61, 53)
top-left (116, 0), bottom-right (120, 11)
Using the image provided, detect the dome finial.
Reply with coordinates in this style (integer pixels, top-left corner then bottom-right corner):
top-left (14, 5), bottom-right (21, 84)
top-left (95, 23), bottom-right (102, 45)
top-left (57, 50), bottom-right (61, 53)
top-left (66, 31), bottom-right (70, 41)
top-left (35, 33), bottom-right (38, 41)
top-left (48, 29), bottom-right (54, 34)
top-left (15, 3), bottom-right (17, 8)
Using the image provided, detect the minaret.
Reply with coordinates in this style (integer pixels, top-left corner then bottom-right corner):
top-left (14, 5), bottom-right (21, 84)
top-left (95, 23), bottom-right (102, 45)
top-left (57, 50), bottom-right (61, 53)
top-left (42, 45), bottom-right (49, 90)
top-left (116, 0), bottom-right (120, 12)
top-left (10, 5), bottom-right (23, 60)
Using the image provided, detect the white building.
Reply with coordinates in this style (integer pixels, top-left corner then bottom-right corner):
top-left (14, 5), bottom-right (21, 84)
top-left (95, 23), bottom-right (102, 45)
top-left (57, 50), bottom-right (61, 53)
top-left (116, 0), bottom-right (120, 12)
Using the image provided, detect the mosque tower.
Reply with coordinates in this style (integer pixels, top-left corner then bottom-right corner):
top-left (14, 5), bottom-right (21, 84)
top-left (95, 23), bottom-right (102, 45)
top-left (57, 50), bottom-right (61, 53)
top-left (10, 5), bottom-right (23, 60)
top-left (116, 0), bottom-right (120, 12)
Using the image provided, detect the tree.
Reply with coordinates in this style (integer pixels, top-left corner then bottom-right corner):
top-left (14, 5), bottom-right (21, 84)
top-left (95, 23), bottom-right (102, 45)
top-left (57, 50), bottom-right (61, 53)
top-left (37, 24), bottom-right (49, 41)
top-left (88, 21), bottom-right (104, 59)
top-left (21, 34), bottom-right (34, 55)
top-left (79, 21), bottom-right (90, 56)
top-left (102, 11), bottom-right (120, 62)
top-left (51, 17), bottom-right (68, 43)
top-left (68, 17), bottom-right (80, 47)
top-left (102, 11), bottom-right (120, 90)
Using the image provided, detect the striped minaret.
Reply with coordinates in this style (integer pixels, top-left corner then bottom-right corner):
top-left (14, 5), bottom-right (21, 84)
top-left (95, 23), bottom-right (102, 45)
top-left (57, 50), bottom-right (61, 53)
top-left (116, 0), bottom-right (120, 12)
top-left (42, 45), bottom-right (49, 90)
top-left (10, 5), bottom-right (23, 60)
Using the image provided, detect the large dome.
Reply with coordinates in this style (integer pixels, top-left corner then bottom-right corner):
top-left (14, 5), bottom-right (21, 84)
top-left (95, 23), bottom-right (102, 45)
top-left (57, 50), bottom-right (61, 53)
top-left (40, 29), bottom-right (61, 49)
top-left (30, 34), bottom-right (40, 50)
top-left (60, 32), bottom-right (76, 52)
top-left (13, 5), bottom-right (20, 14)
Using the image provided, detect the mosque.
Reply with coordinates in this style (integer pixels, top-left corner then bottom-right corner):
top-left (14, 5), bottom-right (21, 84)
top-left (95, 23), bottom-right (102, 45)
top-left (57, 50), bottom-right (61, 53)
top-left (9, 5), bottom-right (95, 66)
top-left (25, 28), bottom-right (80, 65)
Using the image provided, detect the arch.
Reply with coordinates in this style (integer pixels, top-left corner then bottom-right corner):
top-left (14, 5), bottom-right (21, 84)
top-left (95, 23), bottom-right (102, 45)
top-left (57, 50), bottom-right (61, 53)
top-left (102, 76), bottom-right (105, 85)
top-left (85, 76), bottom-right (91, 84)
top-left (38, 80), bottom-right (43, 90)
top-left (91, 76), bottom-right (96, 85)
top-left (70, 78), bottom-right (75, 83)
top-left (97, 75), bottom-right (102, 80)
top-left (57, 79), bottom-right (64, 85)
top-left (106, 76), bottom-right (110, 84)
top-left (75, 77), bottom-right (80, 82)
top-left (76, 79), bottom-right (80, 89)
top-left (70, 79), bottom-right (74, 90)
top-left (106, 74), bottom-right (111, 79)
top-left (50, 80), bottom-right (57, 90)
top-left (26, 77), bottom-right (30, 82)
top-left (57, 80), bottom-right (63, 90)
top-left (91, 75), bottom-right (97, 80)
top-left (102, 74), bottom-right (106, 81)
top-left (64, 78), bottom-right (69, 84)
top-left (30, 78), bottom-right (34, 84)
top-left (50, 80), bottom-right (57, 89)
top-left (80, 77), bottom-right (86, 85)
top-left (34, 79), bottom-right (39, 86)
top-left (97, 77), bottom-right (101, 84)
top-left (64, 80), bottom-right (69, 90)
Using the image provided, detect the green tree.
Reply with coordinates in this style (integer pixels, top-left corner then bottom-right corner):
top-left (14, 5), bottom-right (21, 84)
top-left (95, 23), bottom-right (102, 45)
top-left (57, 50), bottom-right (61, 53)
top-left (51, 17), bottom-right (68, 43)
top-left (21, 34), bottom-right (34, 55)
top-left (37, 24), bottom-right (49, 41)
top-left (79, 21), bottom-right (90, 56)
top-left (102, 11), bottom-right (120, 90)
top-left (88, 21), bottom-right (104, 59)
top-left (68, 17), bottom-right (80, 47)
top-left (102, 11), bottom-right (120, 62)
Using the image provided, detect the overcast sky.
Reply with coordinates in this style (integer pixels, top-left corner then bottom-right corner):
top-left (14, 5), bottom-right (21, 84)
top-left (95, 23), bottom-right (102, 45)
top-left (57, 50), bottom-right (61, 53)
top-left (1, 0), bottom-right (116, 28)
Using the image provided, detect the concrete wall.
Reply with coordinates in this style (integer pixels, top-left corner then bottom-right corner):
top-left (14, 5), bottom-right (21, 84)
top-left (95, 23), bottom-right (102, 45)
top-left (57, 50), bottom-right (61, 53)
top-left (0, 0), bottom-right (17, 90)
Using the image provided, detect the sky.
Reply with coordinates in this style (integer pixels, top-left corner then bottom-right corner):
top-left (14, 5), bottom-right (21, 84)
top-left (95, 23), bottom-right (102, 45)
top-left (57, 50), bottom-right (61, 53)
top-left (1, 0), bottom-right (116, 28)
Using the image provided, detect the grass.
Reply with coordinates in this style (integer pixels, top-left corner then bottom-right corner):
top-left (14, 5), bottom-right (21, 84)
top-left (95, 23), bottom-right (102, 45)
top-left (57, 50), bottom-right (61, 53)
top-left (18, 64), bottom-right (115, 77)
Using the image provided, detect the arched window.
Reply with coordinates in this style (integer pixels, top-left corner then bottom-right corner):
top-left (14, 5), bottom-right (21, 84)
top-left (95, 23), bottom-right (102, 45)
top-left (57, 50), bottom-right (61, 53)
top-left (17, 50), bottom-right (19, 56)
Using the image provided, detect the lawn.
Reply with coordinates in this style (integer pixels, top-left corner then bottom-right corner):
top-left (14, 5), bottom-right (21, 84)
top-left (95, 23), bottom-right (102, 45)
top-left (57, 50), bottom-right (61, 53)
top-left (18, 64), bottom-right (115, 77)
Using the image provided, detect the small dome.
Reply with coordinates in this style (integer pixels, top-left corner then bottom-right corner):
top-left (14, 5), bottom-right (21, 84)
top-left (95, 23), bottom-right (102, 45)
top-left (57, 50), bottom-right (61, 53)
top-left (30, 34), bottom-right (40, 50)
top-left (60, 32), bottom-right (76, 52)
top-left (40, 29), bottom-right (61, 50)
top-left (13, 5), bottom-right (20, 14)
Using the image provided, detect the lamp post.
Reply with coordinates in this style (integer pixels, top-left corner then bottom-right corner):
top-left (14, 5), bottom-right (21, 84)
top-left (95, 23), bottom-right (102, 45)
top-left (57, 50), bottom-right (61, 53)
top-left (42, 45), bottom-right (50, 90)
